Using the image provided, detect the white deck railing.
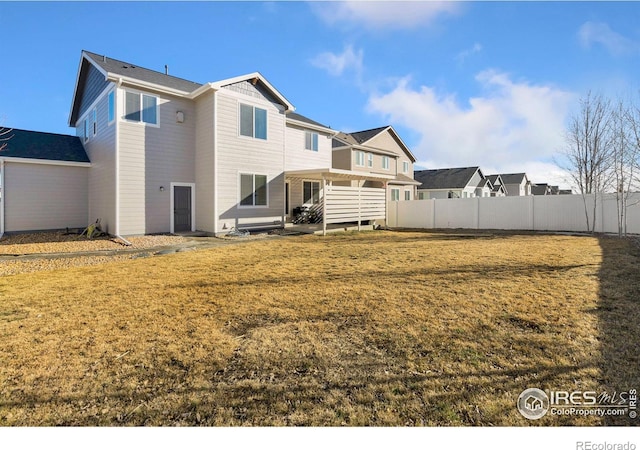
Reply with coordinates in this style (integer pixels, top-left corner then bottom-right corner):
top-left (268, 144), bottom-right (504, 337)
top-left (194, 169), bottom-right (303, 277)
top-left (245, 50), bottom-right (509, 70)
top-left (324, 185), bottom-right (386, 225)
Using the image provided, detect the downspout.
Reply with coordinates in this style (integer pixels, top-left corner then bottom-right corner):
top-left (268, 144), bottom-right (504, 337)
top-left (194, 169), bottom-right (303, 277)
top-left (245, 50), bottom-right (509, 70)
top-left (282, 109), bottom-right (286, 226)
top-left (0, 159), bottom-right (5, 239)
top-left (213, 90), bottom-right (219, 235)
top-left (114, 78), bottom-right (131, 246)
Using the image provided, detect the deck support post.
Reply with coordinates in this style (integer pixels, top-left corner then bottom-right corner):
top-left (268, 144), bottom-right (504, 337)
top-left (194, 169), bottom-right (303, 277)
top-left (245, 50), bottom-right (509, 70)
top-left (322, 176), bottom-right (327, 236)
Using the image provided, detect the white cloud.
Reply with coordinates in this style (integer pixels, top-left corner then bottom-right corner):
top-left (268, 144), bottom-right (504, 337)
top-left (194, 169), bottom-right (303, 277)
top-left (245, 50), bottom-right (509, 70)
top-left (311, 1), bottom-right (460, 30)
top-left (310, 45), bottom-right (364, 78)
top-left (367, 71), bottom-right (576, 187)
top-left (455, 42), bottom-right (482, 64)
top-left (578, 21), bottom-right (638, 56)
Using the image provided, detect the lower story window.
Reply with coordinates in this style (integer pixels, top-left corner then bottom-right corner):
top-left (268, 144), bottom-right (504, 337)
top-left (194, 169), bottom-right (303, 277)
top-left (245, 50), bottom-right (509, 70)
top-left (240, 173), bottom-right (267, 207)
top-left (404, 190), bottom-right (411, 200)
top-left (303, 181), bottom-right (320, 204)
top-left (391, 188), bottom-right (400, 201)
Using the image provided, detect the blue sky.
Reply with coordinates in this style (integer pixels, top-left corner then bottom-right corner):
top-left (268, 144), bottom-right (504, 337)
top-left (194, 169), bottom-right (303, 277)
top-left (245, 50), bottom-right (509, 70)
top-left (2, 1), bottom-right (640, 188)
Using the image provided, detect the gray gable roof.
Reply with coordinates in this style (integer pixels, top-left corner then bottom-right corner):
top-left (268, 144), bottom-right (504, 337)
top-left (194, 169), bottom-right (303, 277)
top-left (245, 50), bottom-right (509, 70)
top-left (414, 167), bottom-right (481, 190)
top-left (84, 50), bottom-right (203, 93)
top-left (486, 175), bottom-right (500, 185)
top-left (287, 112), bottom-right (330, 129)
top-left (499, 173), bottom-right (528, 184)
top-left (348, 126), bottom-right (389, 144)
top-left (1, 129), bottom-right (90, 163)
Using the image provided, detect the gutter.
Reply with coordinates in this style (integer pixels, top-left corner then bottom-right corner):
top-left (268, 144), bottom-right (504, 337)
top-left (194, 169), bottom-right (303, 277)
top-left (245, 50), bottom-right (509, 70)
top-left (0, 160), bottom-right (4, 239)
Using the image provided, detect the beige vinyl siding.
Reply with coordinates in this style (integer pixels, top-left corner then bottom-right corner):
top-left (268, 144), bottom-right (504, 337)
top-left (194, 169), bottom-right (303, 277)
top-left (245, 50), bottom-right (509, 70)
top-left (284, 124), bottom-right (332, 171)
top-left (117, 88), bottom-right (197, 235)
top-left (144, 94), bottom-right (196, 234)
top-left (332, 148), bottom-right (352, 171)
top-left (195, 91), bottom-right (216, 233)
top-left (78, 87), bottom-right (116, 234)
top-left (215, 90), bottom-right (285, 232)
top-left (4, 162), bottom-right (88, 232)
top-left (118, 100), bottom-right (147, 236)
top-left (365, 131), bottom-right (402, 155)
top-left (365, 130), bottom-right (413, 176)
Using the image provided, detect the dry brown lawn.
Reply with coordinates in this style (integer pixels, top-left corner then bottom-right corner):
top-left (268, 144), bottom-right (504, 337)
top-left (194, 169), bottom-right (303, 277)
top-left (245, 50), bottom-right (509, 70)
top-left (0, 230), bottom-right (638, 426)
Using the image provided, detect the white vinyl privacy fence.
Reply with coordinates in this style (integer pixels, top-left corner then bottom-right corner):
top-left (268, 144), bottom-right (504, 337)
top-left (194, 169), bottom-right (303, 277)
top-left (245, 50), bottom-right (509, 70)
top-left (387, 193), bottom-right (640, 234)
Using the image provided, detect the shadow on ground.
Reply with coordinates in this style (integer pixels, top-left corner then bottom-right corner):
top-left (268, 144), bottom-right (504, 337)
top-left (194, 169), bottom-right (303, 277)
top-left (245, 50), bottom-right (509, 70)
top-left (597, 235), bottom-right (640, 425)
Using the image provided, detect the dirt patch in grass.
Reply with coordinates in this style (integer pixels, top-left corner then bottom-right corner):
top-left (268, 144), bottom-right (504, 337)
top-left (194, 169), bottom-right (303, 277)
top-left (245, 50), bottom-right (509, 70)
top-left (0, 230), bottom-right (637, 426)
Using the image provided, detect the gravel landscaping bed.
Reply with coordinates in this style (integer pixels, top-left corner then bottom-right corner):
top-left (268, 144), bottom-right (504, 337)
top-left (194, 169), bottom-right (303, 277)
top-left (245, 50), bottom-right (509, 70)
top-left (0, 232), bottom-right (188, 256)
top-left (0, 232), bottom-right (190, 277)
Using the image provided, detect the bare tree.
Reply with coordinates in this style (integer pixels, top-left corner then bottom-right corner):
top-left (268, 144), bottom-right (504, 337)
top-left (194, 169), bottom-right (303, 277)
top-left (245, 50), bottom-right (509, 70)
top-left (609, 97), bottom-right (638, 236)
top-left (0, 124), bottom-right (12, 152)
top-left (561, 91), bottom-right (613, 232)
top-left (624, 94), bottom-right (640, 232)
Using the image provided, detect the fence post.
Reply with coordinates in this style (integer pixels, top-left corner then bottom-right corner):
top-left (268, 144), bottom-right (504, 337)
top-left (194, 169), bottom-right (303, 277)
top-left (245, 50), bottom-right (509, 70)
top-left (530, 195), bottom-right (535, 231)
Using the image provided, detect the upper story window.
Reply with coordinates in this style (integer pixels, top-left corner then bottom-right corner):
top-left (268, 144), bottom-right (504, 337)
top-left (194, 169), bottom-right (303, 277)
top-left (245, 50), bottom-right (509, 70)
top-left (355, 150), bottom-right (365, 167)
top-left (367, 153), bottom-right (373, 167)
top-left (124, 91), bottom-right (158, 125)
top-left (403, 161), bottom-right (409, 173)
top-left (108, 91), bottom-right (115, 124)
top-left (305, 131), bottom-right (318, 152)
top-left (240, 103), bottom-right (267, 140)
top-left (382, 156), bottom-right (390, 170)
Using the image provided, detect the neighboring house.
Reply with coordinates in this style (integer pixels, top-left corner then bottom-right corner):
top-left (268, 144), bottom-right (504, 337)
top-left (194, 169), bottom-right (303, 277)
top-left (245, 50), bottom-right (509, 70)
top-left (331, 126), bottom-right (420, 202)
top-left (0, 129), bottom-right (90, 236)
top-left (531, 183), bottom-right (553, 195)
top-left (414, 167), bottom-right (485, 199)
top-left (497, 173), bottom-right (531, 196)
top-left (485, 174), bottom-right (508, 197)
top-left (475, 178), bottom-right (493, 198)
top-left (2, 50), bottom-right (415, 236)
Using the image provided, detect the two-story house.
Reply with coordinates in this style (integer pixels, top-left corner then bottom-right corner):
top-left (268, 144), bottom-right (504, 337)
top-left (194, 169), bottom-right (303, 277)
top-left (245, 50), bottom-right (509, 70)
top-left (1, 50), bottom-right (418, 237)
top-left (331, 126), bottom-right (420, 202)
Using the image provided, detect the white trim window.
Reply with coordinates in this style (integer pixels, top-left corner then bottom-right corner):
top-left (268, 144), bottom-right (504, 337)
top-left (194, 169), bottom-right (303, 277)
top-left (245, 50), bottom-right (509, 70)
top-left (83, 117), bottom-right (89, 143)
top-left (240, 173), bottom-right (268, 207)
top-left (403, 161), bottom-right (409, 173)
top-left (305, 131), bottom-right (318, 152)
top-left (391, 188), bottom-right (400, 201)
top-left (367, 153), bottom-right (373, 167)
top-left (92, 108), bottom-right (97, 136)
top-left (382, 156), bottom-right (390, 170)
top-left (108, 90), bottom-right (115, 125)
top-left (124, 91), bottom-right (159, 125)
top-left (404, 190), bottom-right (411, 201)
top-left (355, 150), bottom-right (365, 167)
top-left (240, 103), bottom-right (267, 140)
top-left (303, 180), bottom-right (320, 205)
